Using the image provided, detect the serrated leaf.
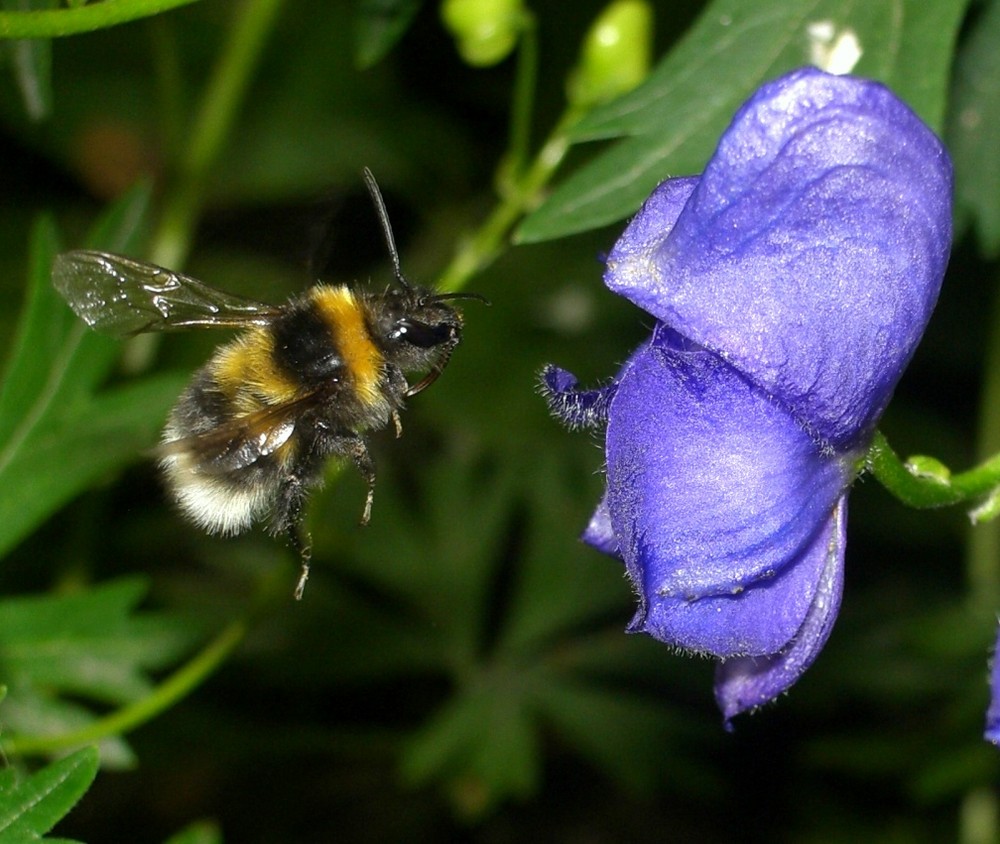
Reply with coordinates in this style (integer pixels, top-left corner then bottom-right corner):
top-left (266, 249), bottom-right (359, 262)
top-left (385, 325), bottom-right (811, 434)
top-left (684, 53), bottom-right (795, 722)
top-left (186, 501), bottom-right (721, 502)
top-left (0, 578), bottom-right (200, 771)
top-left (519, 0), bottom-right (968, 242)
top-left (0, 185), bottom-right (183, 559)
top-left (535, 676), bottom-right (710, 794)
top-left (947, 0), bottom-right (1000, 256)
top-left (339, 450), bottom-right (518, 655)
top-left (0, 746), bottom-right (98, 842)
top-left (0, 371), bottom-right (187, 558)
top-left (401, 673), bottom-right (540, 813)
top-left (2, 688), bottom-right (136, 769)
top-left (0, 219), bottom-right (73, 443)
top-left (0, 182), bottom-right (150, 434)
top-left (354, 0), bottom-right (423, 68)
top-left (0, 578), bottom-right (196, 706)
top-left (495, 451), bottom-right (632, 656)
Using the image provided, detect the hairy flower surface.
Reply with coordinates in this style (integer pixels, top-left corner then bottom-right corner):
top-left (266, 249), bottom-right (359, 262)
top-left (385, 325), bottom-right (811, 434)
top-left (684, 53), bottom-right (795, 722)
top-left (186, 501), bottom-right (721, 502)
top-left (987, 625), bottom-right (1000, 745)
top-left (543, 67), bottom-right (953, 725)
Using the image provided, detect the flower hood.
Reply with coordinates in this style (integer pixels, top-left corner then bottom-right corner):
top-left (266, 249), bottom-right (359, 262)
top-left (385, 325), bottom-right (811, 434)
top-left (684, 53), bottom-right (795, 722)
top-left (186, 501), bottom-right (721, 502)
top-left (543, 67), bottom-right (953, 725)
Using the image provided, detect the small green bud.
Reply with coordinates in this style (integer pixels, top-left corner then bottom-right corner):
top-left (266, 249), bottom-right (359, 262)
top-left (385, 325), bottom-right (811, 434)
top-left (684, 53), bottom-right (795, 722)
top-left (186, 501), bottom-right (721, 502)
top-left (568, 0), bottom-right (653, 108)
top-left (905, 454), bottom-right (952, 485)
top-left (441, 0), bottom-right (526, 67)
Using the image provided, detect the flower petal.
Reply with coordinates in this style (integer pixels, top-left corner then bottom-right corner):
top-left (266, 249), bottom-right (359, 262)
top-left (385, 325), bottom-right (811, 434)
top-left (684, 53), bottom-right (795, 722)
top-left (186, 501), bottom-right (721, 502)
top-left (606, 331), bottom-right (854, 656)
top-left (986, 623), bottom-right (1000, 746)
top-left (602, 176), bottom-right (698, 268)
top-left (605, 67), bottom-right (952, 449)
top-left (635, 495), bottom-right (845, 659)
top-left (582, 489), bottom-right (621, 558)
top-left (714, 496), bottom-right (846, 724)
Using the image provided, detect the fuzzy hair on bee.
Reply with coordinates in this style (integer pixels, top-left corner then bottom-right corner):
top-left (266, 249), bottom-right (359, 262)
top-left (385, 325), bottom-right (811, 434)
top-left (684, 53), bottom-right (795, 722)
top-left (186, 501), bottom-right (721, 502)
top-left (52, 169), bottom-right (486, 599)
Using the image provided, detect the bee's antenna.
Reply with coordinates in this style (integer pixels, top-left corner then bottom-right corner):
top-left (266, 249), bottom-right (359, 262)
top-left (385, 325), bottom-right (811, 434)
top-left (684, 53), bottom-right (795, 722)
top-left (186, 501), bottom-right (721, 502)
top-left (362, 167), bottom-right (411, 291)
top-left (430, 291), bottom-right (491, 306)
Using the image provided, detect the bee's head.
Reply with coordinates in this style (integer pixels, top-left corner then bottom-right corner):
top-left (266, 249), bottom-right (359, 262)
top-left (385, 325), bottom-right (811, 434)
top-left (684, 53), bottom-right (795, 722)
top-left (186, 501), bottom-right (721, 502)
top-left (383, 289), bottom-right (463, 350)
top-left (362, 167), bottom-right (488, 395)
top-left (374, 287), bottom-right (487, 394)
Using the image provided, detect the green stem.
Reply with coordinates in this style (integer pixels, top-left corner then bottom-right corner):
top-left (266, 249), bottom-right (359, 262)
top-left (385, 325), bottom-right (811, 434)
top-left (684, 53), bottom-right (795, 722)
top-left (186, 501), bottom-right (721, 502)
top-left (867, 430), bottom-right (1000, 510)
top-left (437, 106), bottom-right (585, 293)
top-left (2, 618), bottom-right (247, 756)
top-left (0, 0), bottom-right (203, 39)
top-left (148, 14), bottom-right (186, 166)
top-left (967, 278), bottom-right (1000, 610)
top-left (149, 0), bottom-right (285, 269)
top-left (503, 10), bottom-right (537, 181)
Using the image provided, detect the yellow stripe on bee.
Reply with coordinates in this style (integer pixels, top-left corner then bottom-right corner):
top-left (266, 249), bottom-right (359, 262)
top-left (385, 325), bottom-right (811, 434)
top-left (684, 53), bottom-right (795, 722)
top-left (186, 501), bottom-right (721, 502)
top-left (212, 328), bottom-right (299, 413)
top-left (311, 286), bottom-right (384, 406)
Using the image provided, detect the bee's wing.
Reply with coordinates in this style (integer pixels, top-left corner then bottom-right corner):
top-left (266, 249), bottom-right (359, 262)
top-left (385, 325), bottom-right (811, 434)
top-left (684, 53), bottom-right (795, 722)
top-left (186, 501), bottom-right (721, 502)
top-left (159, 391), bottom-right (328, 474)
top-left (52, 250), bottom-right (282, 337)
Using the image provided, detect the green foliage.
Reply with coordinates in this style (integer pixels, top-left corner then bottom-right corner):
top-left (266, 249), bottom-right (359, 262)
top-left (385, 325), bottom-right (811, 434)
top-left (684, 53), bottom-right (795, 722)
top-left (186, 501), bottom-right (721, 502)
top-left (520, 0), bottom-right (970, 241)
top-left (354, 0), bottom-right (424, 68)
top-left (0, 0), bottom-right (55, 121)
top-left (947, 0), bottom-right (1000, 257)
top-left (0, 187), bottom-right (187, 559)
top-left (0, 0), bottom-right (995, 841)
top-left (0, 577), bottom-right (200, 767)
top-left (0, 746), bottom-right (98, 843)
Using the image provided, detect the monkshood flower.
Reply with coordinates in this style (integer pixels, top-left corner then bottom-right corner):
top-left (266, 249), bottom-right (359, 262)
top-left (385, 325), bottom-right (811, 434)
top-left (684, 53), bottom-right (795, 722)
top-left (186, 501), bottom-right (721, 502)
top-left (542, 67), bottom-right (953, 727)
top-left (987, 624), bottom-right (1000, 745)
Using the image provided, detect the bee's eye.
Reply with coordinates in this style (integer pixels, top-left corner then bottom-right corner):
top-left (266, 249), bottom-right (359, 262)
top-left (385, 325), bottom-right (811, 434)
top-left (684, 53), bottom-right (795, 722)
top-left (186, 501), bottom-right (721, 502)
top-left (392, 319), bottom-right (456, 348)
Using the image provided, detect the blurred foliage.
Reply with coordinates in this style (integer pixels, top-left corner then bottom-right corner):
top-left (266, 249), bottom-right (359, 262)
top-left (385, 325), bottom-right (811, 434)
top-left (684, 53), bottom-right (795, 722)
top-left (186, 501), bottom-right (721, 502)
top-left (0, 0), bottom-right (997, 842)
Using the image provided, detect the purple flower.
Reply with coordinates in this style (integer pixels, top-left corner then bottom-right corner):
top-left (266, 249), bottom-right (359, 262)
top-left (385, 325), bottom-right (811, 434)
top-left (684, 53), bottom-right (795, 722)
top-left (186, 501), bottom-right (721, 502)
top-left (987, 624), bottom-right (1000, 745)
top-left (543, 68), bottom-right (952, 726)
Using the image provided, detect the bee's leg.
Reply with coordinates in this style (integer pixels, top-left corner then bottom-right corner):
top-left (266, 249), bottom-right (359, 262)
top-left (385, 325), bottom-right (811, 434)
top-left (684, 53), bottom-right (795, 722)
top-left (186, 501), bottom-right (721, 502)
top-left (290, 520), bottom-right (312, 602)
top-left (345, 436), bottom-right (376, 525)
top-left (273, 475), bottom-right (312, 600)
top-left (384, 366), bottom-right (407, 439)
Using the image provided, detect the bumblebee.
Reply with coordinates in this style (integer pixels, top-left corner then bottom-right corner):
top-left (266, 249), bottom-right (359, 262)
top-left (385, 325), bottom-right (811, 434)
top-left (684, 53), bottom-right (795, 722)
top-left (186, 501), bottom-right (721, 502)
top-left (52, 170), bottom-right (485, 598)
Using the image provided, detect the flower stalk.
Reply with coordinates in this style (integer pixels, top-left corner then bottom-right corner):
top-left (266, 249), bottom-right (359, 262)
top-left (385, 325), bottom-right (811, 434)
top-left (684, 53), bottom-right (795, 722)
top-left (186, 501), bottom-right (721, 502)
top-left (867, 431), bottom-right (1000, 516)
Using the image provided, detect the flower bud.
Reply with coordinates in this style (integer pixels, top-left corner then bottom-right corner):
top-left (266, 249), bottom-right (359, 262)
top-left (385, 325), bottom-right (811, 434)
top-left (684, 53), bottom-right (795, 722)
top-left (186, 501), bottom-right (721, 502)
top-left (568, 0), bottom-right (653, 108)
top-left (440, 0), bottom-right (526, 66)
top-left (905, 455), bottom-right (951, 484)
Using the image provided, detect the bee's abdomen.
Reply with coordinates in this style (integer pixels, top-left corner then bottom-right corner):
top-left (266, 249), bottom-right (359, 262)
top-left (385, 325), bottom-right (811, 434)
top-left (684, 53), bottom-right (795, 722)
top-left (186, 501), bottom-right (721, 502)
top-left (160, 368), bottom-right (288, 536)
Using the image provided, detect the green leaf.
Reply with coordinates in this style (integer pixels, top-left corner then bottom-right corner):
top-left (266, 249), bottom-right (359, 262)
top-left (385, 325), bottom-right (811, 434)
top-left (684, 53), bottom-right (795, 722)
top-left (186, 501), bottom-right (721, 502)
top-left (535, 676), bottom-right (712, 794)
top-left (495, 451), bottom-right (632, 656)
top-left (1, 690), bottom-right (136, 769)
top-left (0, 184), bottom-right (152, 435)
top-left (947, 0), bottom-right (1000, 256)
top-left (0, 578), bottom-right (200, 759)
top-left (401, 670), bottom-right (540, 815)
top-left (519, 0), bottom-right (968, 242)
top-left (1, 0), bottom-right (56, 121)
top-left (330, 449), bottom-right (519, 664)
top-left (0, 218), bottom-right (74, 443)
top-left (0, 746), bottom-right (98, 842)
top-left (0, 372), bottom-right (187, 558)
top-left (0, 578), bottom-right (194, 703)
top-left (354, 0), bottom-right (423, 68)
top-left (81, 180), bottom-right (152, 254)
top-left (0, 186), bottom-right (185, 558)
top-left (208, 4), bottom-right (467, 205)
